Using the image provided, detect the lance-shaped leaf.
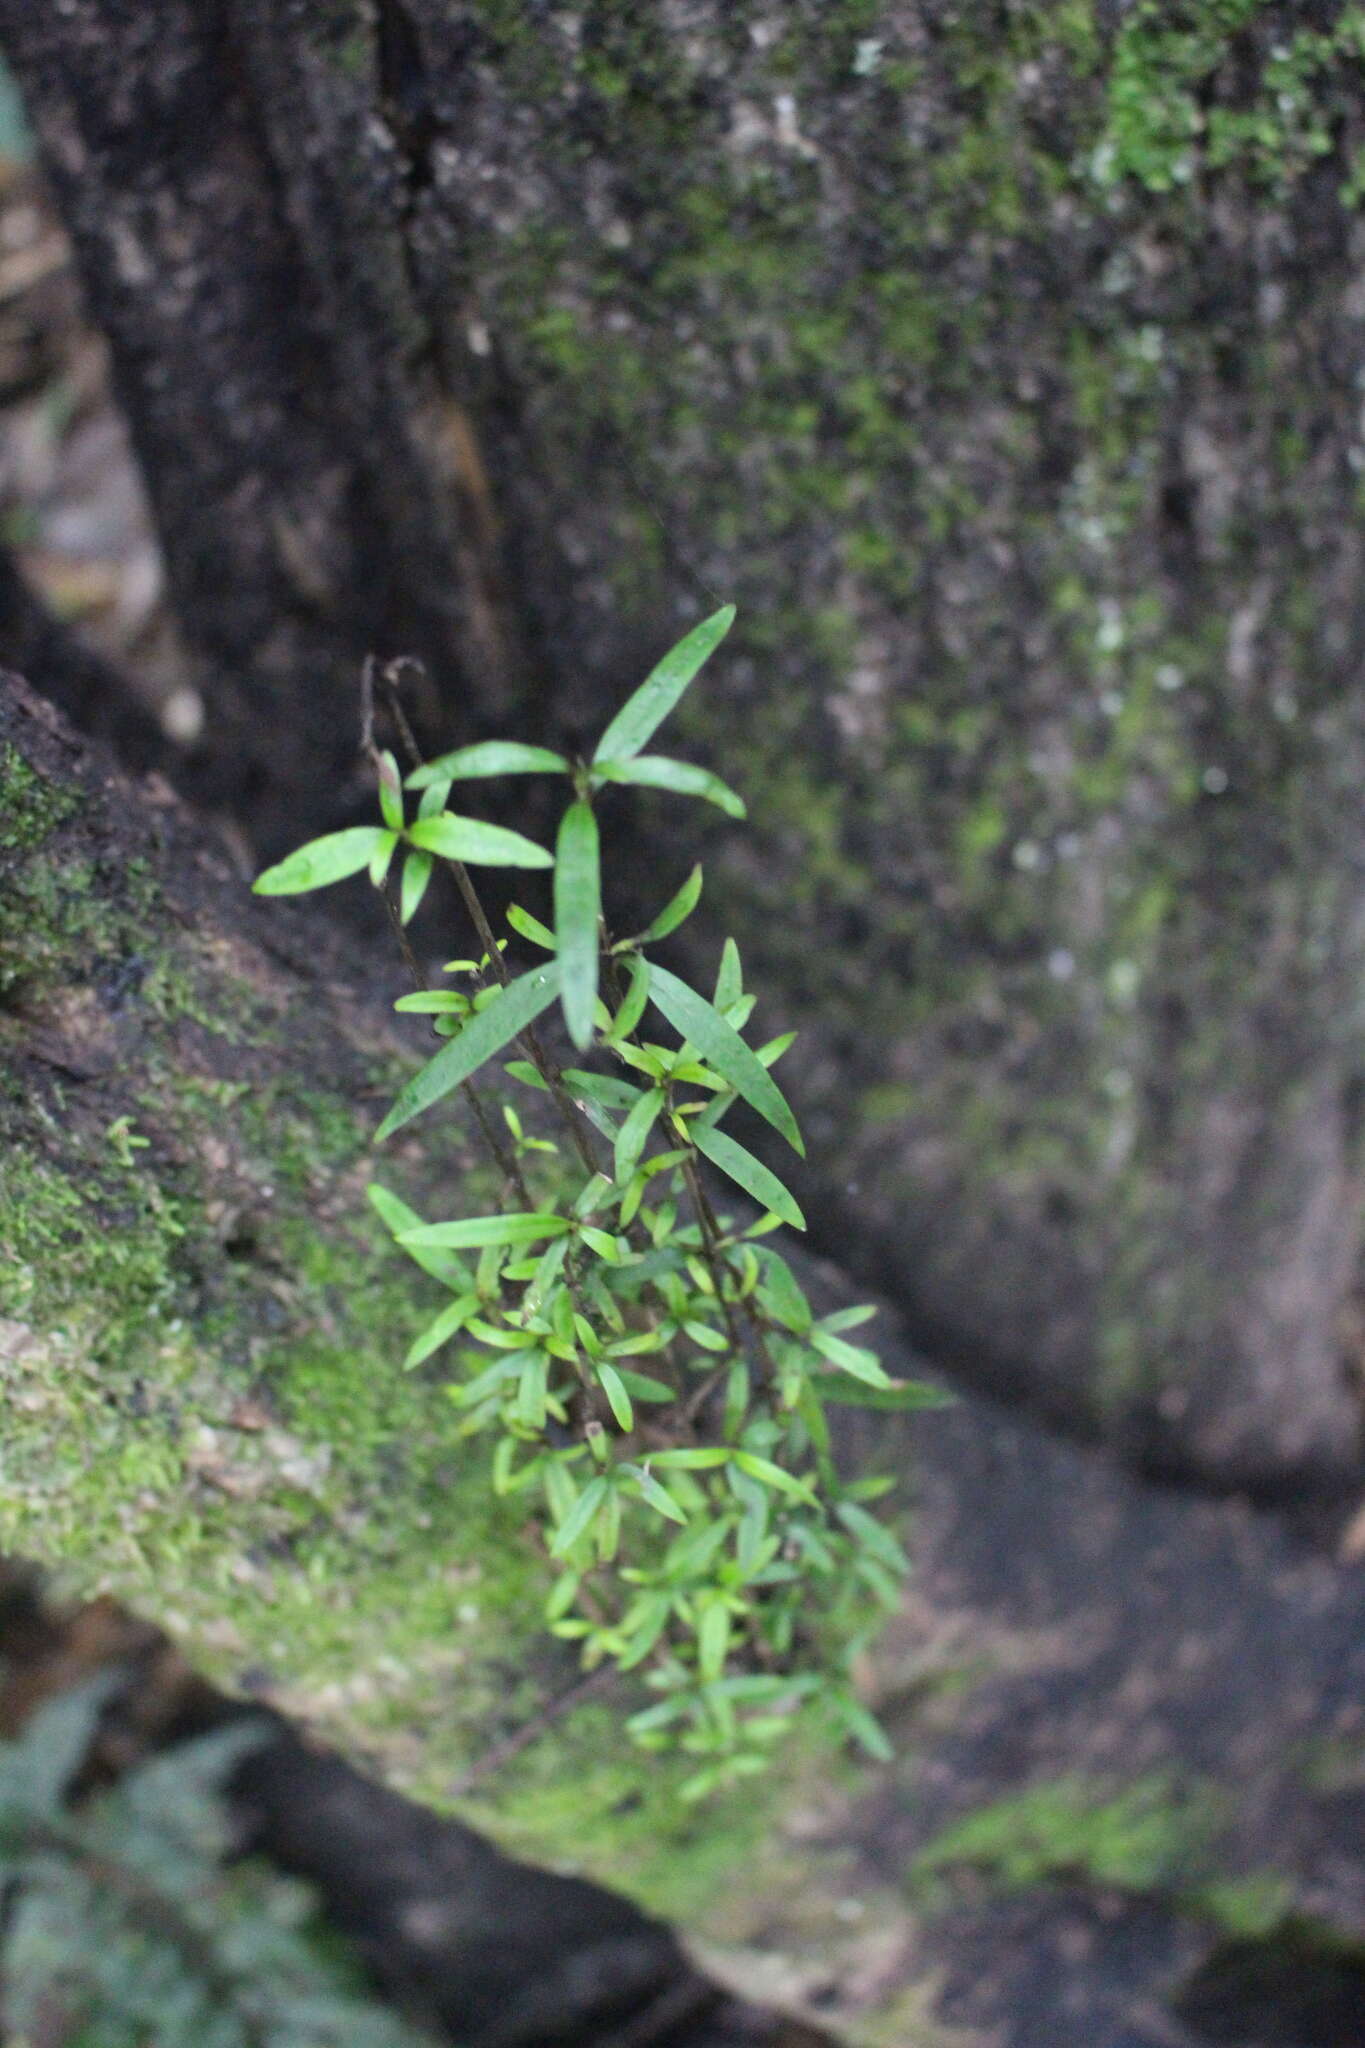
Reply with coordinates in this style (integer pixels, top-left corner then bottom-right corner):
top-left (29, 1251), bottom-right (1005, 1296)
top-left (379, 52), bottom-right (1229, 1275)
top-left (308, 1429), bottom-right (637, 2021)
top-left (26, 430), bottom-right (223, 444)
top-left (507, 903), bottom-right (557, 950)
top-left (615, 1086), bottom-right (664, 1187)
top-left (697, 1601), bottom-right (731, 1683)
top-left (632, 866), bottom-right (703, 947)
top-left (407, 741), bottom-right (570, 787)
top-left (647, 1447), bottom-right (730, 1471)
top-left (407, 814), bottom-right (552, 868)
top-left (595, 1360), bottom-right (634, 1431)
top-left (400, 850), bottom-right (434, 923)
top-left (809, 1325), bottom-right (893, 1388)
top-left (369, 830), bottom-right (400, 887)
top-left (831, 1693), bottom-right (895, 1763)
top-left (254, 826), bottom-right (394, 894)
top-left (399, 1211), bottom-right (571, 1249)
top-left (714, 937), bottom-right (743, 1012)
top-left (647, 964), bottom-right (804, 1154)
top-left (376, 961), bottom-right (561, 1138)
top-left (376, 749), bottom-right (405, 830)
top-left (592, 755), bottom-right (745, 819)
top-left (403, 1293), bottom-right (480, 1370)
top-left (693, 1124), bottom-right (805, 1231)
top-left (624, 1465), bottom-right (688, 1525)
top-left (555, 799), bottom-right (601, 1049)
top-left (593, 604), bottom-right (736, 763)
top-left (732, 1451), bottom-right (818, 1504)
top-left (550, 1476), bottom-right (609, 1557)
top-left (753, 1247), bottom-right (812, 1333)
top-left (562, 1070), bottom-right (644, 1112)
top-left (366, 1183), bottom-right (473, 1291)
top-left (835, 1500), bottom-right (911, 1575)
top-left (605, 953), bottom-right (651, 1042)
top-left (809, 1373), bottom-right (953, 1411)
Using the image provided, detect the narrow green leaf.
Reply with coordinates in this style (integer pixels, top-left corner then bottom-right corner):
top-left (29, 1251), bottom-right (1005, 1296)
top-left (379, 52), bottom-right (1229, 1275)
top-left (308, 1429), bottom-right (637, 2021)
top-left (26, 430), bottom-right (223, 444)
top-left (554, 799), bottom-right (601, 1050)
top-left (635, 866), bottom-right (703, 946)
top-left (648, 1447), bottom-right (730, 1470)
top-left (683, 1318), bottom-right (729, 1352)
top-left (754, 1249), bottom-right (813, 1334)
top-left (400, 850), bottom-right (434, 923)
top-left (516, 1352), bottom-right (549, 1429)
top-left (593, 605), bottom-right (736, 763)
top-left (822, 1303), bottom-right (879, 1333)
top-left (403, 1293), bottom-right (479, 1369)
top-left (606, 953), bottom-right (651, 1043)
top-left (795, 1381), bottom-right (832, 1457)
top-left (835, 1695), bottom-right (895, 1763)
top-left (596, 1486), bottom-right (622, 1561)
top-left (400, 1211), bottom-right (571, 1248)
top-left (809, 1327), bottom-right (892, 1388)
top-left (545, 1569), bottom-right (580, 1620)
top-left (723, 1359), bottom-right (750, 1440)
top-left (647, 965), bottom-right (804, 1155)
top-left (376, 962), bottom-right (561, 1138)
top-left (698, 1602), bottom-right (731, 1683)
top-left (714, 937), bottom-right (743, 1012)
top-left (506, 903), bottom-right (557, 950)
top-left (596, 1360), bottom-right (634, 1431)
top-left (627, 1467), bottom-right (688, 1526)
top-left (369, 830), bottom-right (400, 887)
top-left (615, 1087), bottom-right (663, 1187)
top-left (254, 826), bottom-right (393, 894)
top-left (732, 1451), bottom-right (818, 1504)
top-left (811, 1374), bottom-right (953, 1411)
top-left (393, 989), bottom-right (465, 1013)
top-left (407, 814), bottom-right (553, 868)
top-left (855, 1556), bottom-right (904, 1609)
top-left (407, 741), bottom-right (570, 787)
top-left (618, 1593), bottom-right (673, 1665)
top-left (418, 777), bottom-right (452, 818)
top-left (612, 1367), bottom-right (674, 1399)
top-left (366, 1183), bottom-right (473, 1290)
top-left (593, 755), bottom-right (745, 819)
top-left (836, 1501), bottom-right (910, 1575)
top-left (562, 1070), bottom-right (643, 1112)
top-left (504, 1058), bottom-right (550, 1091)
top-left (376, 749), bottom-right (405, 830)
top-left (756, 1029), bottom-right (797, 1068)
top-left (524, 1234), bottom-right (571, 1312)
top-left (466, 1317), bottom-right (541, 1348)
top-left (693, 1124), bottom-right (805, 1230)
top-left (549, 1477), bottom-right (609, 1557)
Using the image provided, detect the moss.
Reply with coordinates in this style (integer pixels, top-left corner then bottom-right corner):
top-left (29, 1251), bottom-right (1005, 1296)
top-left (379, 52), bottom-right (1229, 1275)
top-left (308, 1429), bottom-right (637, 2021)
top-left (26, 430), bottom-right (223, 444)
top-left (1096, 2), bottom-right (1365, 198)
top-left (0, 744), bottom-right (78, 853)
top-left (911, 1772), bottom-right (1294, 1936)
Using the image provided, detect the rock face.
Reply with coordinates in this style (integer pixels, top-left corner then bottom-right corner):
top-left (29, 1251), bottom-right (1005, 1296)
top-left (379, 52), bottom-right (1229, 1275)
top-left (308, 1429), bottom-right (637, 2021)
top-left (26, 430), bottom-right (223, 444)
top-left (5, 3), bottom-right (1365, 1486)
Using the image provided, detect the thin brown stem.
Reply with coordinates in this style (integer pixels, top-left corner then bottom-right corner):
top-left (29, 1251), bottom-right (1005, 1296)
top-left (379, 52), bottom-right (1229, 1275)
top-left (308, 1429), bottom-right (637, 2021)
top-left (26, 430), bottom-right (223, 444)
top-left (447, 1666), bottom-right (617, 1795)
top-left (372, 661), bottom-right (603, 1179)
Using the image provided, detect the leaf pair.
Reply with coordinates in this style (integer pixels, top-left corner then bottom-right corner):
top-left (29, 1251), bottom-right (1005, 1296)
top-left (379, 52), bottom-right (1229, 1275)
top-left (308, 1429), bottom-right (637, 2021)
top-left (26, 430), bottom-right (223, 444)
top-left (252, 811), bottom-right (552, 897)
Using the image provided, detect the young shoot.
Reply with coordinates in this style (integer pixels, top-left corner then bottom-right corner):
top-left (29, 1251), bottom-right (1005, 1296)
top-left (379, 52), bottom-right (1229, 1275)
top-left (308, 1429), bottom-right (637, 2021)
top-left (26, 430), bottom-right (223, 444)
top-left (254, 604), bottom-right (946, 1797)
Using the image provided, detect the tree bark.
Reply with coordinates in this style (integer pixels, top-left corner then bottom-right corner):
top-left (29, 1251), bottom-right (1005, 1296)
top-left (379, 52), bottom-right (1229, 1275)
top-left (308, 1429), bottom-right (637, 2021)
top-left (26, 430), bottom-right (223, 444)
top-left (0, 0), bottom-right (524, 848)
top-left (5, 3), bottom-right (1365, 1490)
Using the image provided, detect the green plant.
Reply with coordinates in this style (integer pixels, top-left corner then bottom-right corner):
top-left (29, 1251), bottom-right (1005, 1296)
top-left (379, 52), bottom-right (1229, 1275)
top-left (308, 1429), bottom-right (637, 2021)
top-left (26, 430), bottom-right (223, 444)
top-left (0, 1679), bottom-right (432, 2046)
top-left (254, 606), bottom-right (944, 1799)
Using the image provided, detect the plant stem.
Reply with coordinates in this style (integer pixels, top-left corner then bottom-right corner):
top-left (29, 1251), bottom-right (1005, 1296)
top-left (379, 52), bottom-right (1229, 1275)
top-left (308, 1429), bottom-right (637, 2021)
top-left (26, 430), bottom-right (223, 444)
top-left (370, 663), bottom-right (603, 1180)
